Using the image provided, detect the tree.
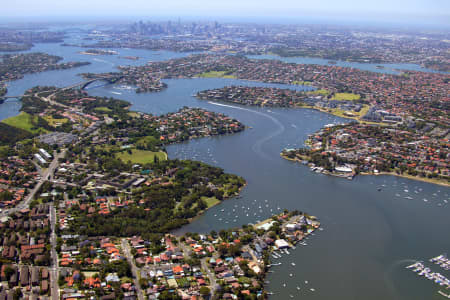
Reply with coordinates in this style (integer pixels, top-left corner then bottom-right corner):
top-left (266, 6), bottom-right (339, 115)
top-left (218, 244), bottom-right (228, 257)
top-left (200, 286), bottom-right (210, 296)
top-left (12, 288), bottom-right (22, 300)
top-left (0, 190), bottom-right (13, 202)
top-left (139, 278), bottom-right (149, 289)
top-left (159, 291), bottom-right (181, 300)
top-left (3, 266), bottom-right (15, 279)
top-left (228, 244), bottom-right (241, 257)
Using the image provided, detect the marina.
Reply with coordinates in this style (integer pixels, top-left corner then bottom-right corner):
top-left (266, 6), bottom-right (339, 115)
top-left (406, 261), bottom-right (450, 289)
top-left (430, 254), bottom-right (450, 271)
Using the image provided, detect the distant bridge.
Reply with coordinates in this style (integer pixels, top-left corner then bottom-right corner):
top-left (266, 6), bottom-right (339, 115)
top-left (1, 75), bottom-right (124, 100)
top-left (0, 96), bottom-right (22, 103)
top-left (63, 75), bottom-right (124, 90)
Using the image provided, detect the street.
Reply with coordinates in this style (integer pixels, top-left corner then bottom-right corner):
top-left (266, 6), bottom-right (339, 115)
top-left (49, 204), bottom-right (59, 300)
top-left (121, 239), bottom-right (145, 300)
top-left (178, 239), bottom-right (218, 298)
top-left (0, 150), bottom-right (66, 218)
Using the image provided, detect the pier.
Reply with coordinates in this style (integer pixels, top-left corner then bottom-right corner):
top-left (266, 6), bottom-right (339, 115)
top-left (438, 290), bottom-right (450, 299)
top-left (406, 261), bottom-right (450, 289)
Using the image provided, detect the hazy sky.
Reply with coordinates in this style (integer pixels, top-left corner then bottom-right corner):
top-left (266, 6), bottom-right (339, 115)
top-left (2, 0), bottom-right (449, 26)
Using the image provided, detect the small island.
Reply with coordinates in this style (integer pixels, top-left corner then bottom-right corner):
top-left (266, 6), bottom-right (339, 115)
top-left (120, 56), bottom-right (140, 60)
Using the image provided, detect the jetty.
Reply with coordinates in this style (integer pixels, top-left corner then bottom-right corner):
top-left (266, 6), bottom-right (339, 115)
top-left (406, 261), bottom-right (450, 288)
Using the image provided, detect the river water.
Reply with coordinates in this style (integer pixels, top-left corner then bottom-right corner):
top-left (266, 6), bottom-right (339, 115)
top-left (247, 54), bottom-right (448, 75)
top-left (0, 40), bottom-right (449, 300)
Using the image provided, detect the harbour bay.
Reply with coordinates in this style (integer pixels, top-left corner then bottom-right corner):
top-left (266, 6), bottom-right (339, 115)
top-left (0, 40), bottom-right (448, 299)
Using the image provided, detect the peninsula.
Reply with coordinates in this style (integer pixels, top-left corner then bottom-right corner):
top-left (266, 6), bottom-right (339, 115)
top-left (281, 123), bottom-right (449, 186)
top-left (0, 83), bottom-right (247, 298)
top-left (196, 86), bottom-right (367, 120)
top-left (0, 52), bottom-right (90, 103)
top-left (0, 53), bottom-right (90, 83)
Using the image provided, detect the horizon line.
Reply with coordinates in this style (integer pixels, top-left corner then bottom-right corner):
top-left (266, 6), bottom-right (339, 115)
top-left (0, 14), bottom-right (449, 29)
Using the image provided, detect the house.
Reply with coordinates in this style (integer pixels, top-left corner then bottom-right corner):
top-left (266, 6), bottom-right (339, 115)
top-left (100, 292), bottom-right (116, 300)
top-left (275, 239), bottom-right (289, 249)
top-left (31, 267), bottom-right (39, 286)
top-left (106, 273), bottom-right (120, 283)
top-left (41, 280), bottom-right (49, 293)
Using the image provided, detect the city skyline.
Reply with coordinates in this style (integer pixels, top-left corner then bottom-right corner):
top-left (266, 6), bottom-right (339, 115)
top-left (1, 0), bottom-right (449, 26)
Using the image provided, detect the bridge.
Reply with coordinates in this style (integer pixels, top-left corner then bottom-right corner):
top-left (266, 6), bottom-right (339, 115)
top-left (1, 75), bottom-right (124, 100)
top-left (2, 95), bottom-right (22, 99)
top-left (63, 75), bottom-right (124, 90)
top-left (1, 95), bottom-right (22, 101)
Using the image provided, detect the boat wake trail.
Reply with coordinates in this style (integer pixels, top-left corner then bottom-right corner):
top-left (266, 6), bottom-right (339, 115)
top-left (208, 101), bottom-right (285, 160)
top-left (383, 258), bottom-right (417, 298)
top-left (93, 58), bottom-right (115, 66)
top-left (84, 83), bottom-right (109, 90)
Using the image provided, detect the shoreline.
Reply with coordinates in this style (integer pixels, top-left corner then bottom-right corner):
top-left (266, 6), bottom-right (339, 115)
top-left (197, 95), bottom-right (376, 124)
top-left (173, 181), bottom-right (248, 234)
top-left (176, 211), bottom-right (321, 298)
top-left (297, 104), bottom-right (385, 125)
top-left (359, 171), bottom-right (450, 187)
top-left (280, 153), bottom-right (450, 187)
top-left (261, 51), bottom-right (449, 73)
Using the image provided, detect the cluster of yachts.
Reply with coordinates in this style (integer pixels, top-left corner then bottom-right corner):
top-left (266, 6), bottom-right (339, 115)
top-left (430, 254), bottom-right (450, 271)
top-left (266, 280), bottom-right (316, 298)
top-left (270, 243), bottom-right (310, 262)
top-left (406, 259), bottom-right (450, 288)
top-left (213, 199), bottom-right (283, 224)
top-left (390, 185), bottom-right (449, 206)
top-left (267, 244), bottom-right (318, 297)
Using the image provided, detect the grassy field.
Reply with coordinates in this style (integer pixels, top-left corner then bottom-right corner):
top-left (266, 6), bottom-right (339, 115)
top-left (95, 144), bottom-right (118, 152)
top-left (307, 89), bottom-right (329, 96)
top-left (2, 112), bottom-right (48, 134)
top-left (82, 271), bottom-right (99, 278)
top-left (327, 108), bottom-right (359, 119)
top-left (358, 105), bottom-right (370, 118)
top-left (292, 80), bottom-right (312, 86)
top-left (330, 104), bottom-right (369, 120)
top-left (116, 149), bottom-right (167, 164)
top-left (202, 196), bottom-right (220, 208)
top-left (136, 136), bottom-right (158, 148)
top-left (42, 115), bottom-right (68, 127)
top-left (176, 277), bottom-right (190, 288)
top-left (331, 92), bottom-right (361, 101)
top-left (94, 106), bottom-right (112, 113)
top-left (196, 71), bottom-right (236, 78)
top-left (128, 112), bottom-right (140, 118)
top-left (298, 104), bottom-right (372, 122)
